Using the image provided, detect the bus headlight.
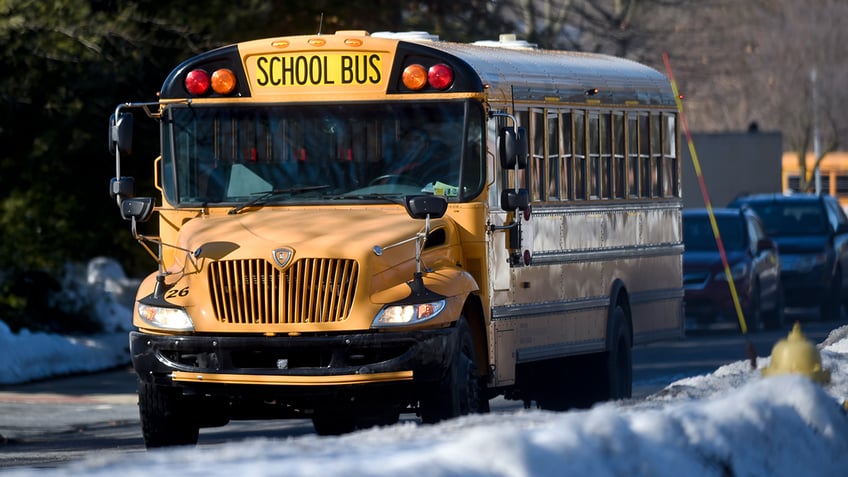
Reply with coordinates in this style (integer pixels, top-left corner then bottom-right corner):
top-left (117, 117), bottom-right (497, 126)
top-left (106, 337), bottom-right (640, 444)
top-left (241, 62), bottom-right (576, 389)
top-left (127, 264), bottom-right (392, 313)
top-left (137, 302), bottom-right (194, 331)
top-left (372, 300), bottom-right (446, 327)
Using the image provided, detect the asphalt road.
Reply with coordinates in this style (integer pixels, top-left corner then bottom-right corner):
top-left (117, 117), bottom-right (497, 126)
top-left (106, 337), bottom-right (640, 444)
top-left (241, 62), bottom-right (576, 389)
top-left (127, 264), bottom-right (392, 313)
top-left (0, 317), bottom-right (839, 470)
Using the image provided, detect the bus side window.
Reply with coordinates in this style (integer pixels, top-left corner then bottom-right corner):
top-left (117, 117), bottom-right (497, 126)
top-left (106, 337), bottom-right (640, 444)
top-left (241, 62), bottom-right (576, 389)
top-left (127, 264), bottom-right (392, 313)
top-left (650, 113), bottom-right (662, 197)
top-left (613, 112), bottom-right (625, 199)
top-left (600, 112), bottom-right (612, 199)
top-left (639, 113), bottom-right (650, 198)
top-left (588, 111), bottom-right (600, 199)
top-left (530, 109), bottom-right (545, 202)
top-left (547, 110), bottom-right (560, 200)
top-left (561, 111), bottom-right (572, 200)
top-left (662, 113), bottom-right (678, 197)
top-left (573, 110), bottom-right (586, 200)
top-left (627, 113), bottom-right (639, 198)
top-left (512, 110), bottom-right (529, 191)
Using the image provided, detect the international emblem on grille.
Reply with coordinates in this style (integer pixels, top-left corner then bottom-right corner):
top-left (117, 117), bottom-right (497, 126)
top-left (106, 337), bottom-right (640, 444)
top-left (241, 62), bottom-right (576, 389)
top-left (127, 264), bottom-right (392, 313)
top-left (272, 247), bottom-right (294, 269)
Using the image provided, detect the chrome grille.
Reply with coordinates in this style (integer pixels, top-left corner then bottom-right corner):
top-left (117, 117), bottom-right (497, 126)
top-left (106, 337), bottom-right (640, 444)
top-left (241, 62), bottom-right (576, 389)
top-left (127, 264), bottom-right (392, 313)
top-left (208, 258), bottom-right (358, 324)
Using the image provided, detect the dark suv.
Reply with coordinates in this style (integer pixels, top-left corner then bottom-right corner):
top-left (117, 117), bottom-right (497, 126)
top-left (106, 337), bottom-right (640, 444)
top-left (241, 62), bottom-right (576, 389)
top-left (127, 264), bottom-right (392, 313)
top-left (683, 208), bottom-right (783, 330)
top-left (728, 193), bottom-right (848, 321)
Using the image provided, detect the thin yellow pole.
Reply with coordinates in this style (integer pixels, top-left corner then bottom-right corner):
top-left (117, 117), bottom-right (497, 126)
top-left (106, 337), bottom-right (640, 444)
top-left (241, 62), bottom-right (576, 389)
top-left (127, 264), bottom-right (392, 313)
top-left (663, 53), bottom-right (749, 335)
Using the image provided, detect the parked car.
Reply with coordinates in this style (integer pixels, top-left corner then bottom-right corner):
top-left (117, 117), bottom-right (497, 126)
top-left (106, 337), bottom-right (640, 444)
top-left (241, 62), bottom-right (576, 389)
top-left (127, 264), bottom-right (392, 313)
top-left (727, 193), bottom-right (848, 321)
top-left (683, 208), bottom-right (783, 330)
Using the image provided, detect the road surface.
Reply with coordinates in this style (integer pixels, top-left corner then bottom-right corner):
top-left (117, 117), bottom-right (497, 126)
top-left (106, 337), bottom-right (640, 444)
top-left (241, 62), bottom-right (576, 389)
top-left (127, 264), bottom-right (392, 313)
top-left (0, 318), bottom-right (838, 469)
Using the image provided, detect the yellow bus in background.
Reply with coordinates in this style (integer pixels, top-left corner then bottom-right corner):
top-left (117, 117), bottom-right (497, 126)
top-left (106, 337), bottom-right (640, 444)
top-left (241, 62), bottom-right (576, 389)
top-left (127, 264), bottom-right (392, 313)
top-left (108, 30), bottom-right (683, 447)
top-left (783, 152), bottom-right (848, 208)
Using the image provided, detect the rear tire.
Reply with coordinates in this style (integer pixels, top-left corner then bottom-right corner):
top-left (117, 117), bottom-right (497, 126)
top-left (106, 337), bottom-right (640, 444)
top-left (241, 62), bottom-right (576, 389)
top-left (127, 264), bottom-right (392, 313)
top-left (532, 304), bottom-right (632, 410)
top-left (419, 317), bottom-right (483, 423)
top-left (605, 305), bottom-right (633, 400)
top-left (138, 381), bottom-right (200, 448)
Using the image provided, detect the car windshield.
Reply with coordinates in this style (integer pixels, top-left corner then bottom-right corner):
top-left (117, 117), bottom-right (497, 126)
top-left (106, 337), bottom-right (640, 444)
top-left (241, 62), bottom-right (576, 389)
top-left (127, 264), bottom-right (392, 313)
top-left (742, 202), bottom-right (826, 236)
top-left (161, 101), bottom-right (485, 207)
top-left (683, 215), bottom-right (746, 251)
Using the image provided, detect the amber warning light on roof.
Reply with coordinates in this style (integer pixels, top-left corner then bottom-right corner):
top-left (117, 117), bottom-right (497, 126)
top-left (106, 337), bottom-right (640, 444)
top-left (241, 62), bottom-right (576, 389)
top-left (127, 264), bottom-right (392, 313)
top-left (249, 53), bottom-right (385, 89)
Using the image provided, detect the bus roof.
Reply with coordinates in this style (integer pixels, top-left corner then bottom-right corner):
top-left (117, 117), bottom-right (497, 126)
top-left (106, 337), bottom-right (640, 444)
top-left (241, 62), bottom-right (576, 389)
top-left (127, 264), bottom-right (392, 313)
top-left (422, 40), bottom-right (675, 107)
top-left (159, 31), bottom-right (675, 107)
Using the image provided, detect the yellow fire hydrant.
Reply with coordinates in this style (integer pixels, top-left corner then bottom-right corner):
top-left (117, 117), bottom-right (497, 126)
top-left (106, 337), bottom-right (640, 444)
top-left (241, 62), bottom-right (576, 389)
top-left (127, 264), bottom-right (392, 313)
top-left (762, 322), bottom-right (831, 384)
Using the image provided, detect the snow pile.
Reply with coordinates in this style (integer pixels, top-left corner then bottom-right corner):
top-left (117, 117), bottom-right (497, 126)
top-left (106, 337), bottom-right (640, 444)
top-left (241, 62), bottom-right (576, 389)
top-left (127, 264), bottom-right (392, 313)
top-left (2, 257), bottom-right (848, 476)
top-left (9, 374), bottom-right (846, 477)
top-left (0, 257), bottom-right (137, 385)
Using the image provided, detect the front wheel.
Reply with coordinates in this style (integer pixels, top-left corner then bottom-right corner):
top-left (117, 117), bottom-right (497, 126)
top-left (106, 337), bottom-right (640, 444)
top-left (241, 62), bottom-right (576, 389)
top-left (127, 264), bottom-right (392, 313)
top-left (138, 381), bottom-right (200, 448)
top-left (419, 317), bottom-right (484, 423)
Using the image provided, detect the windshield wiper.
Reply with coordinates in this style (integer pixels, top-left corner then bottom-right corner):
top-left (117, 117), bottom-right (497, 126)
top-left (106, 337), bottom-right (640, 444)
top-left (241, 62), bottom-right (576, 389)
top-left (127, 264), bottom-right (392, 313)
top-left (228, 185), bottom-right (330, 215)
top-left (326, 193), bottom-right (405, 204)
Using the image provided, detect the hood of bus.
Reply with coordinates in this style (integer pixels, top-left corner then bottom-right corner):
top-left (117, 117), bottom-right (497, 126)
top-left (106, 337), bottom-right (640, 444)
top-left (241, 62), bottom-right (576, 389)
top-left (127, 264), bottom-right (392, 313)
top-left (135, 205), bottom-right (465, 333)
top-left (176, 206), bottom-right (435, 260)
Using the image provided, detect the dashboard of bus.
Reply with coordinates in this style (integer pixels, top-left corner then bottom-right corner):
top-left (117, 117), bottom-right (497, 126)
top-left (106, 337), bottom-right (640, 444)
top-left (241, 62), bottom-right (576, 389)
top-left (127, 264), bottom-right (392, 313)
top-left (159, 100), bottom-right (485, 208)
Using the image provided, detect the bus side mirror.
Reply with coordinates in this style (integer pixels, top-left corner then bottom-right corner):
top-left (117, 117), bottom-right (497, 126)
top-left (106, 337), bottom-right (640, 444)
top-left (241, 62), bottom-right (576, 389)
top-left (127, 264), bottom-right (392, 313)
top-left (110, 176), bottom-right (135, 200)
top-left (498, 126), bottom-right (527, 169)
top-left (501, 189), bottom-right (530, 212)
top-left (109, 112), bottom-right (134, 156)
top-left (405, 195), bottom-right (448, 220)
top-left (120, 197), bottom-right (155, 222)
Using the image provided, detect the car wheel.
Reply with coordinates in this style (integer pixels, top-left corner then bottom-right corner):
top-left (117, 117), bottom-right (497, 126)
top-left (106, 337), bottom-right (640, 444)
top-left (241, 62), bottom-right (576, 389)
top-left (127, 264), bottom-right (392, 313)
top-left (743, 281), bottom-right (762, 332)
top-left (762, 283), bottom-right (786, 330)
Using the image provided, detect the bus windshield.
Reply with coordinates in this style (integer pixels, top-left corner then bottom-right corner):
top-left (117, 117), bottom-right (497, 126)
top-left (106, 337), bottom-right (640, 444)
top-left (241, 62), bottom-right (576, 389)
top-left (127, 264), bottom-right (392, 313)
top-left (161, 101), bottom-right (484, 206)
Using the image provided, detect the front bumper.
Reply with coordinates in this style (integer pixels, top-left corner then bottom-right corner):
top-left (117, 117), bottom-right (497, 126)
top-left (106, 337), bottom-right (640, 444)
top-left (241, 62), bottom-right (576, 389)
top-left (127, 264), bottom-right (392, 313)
top-left (684, 280), bottom-right (752, 320)
top-left (130, 327), bottom-right (457, 389)
top-left (781, 268), bottom-right (831, 307)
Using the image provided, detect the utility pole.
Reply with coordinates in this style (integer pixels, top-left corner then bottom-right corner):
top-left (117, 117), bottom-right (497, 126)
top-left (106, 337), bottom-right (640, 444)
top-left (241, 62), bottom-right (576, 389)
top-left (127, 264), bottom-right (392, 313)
top-left (812, 68), bottom-right (821, 195)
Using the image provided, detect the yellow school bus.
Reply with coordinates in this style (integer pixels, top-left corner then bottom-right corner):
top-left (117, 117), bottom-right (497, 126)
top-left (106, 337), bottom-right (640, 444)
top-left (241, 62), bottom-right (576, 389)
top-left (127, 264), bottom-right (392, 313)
top-left (108, 30), bottom-right (683, 447)
top-left (783, 151), bottom-right (848, 209)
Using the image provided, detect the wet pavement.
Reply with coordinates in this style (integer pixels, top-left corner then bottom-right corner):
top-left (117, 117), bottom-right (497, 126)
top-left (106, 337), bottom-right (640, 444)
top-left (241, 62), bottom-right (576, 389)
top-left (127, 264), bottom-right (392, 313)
top-left (0, 366), bottom-right (139, 442)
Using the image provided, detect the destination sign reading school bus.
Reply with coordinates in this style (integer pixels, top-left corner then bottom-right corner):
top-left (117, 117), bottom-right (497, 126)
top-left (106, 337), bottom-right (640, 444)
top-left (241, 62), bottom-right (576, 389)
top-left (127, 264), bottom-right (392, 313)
top-left (246, 52), bottom-right (388, 93)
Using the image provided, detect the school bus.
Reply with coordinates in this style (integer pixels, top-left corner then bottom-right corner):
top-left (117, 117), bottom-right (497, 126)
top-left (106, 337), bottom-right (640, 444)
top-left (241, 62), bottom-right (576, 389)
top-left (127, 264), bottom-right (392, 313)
top-left (783, 151), bottom-right (848, 209)
top-left (108, 30), bottom-right (683, 447)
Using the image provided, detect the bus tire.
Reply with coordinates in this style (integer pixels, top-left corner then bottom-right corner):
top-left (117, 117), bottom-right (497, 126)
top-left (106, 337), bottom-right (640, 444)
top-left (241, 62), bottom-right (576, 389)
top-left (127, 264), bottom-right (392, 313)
top-left (138, 381), bottom-right (200, 448)
top-left (605, 305), bottom-right (633, 400)
top-left (420, 317), bottom-right (482, 423)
